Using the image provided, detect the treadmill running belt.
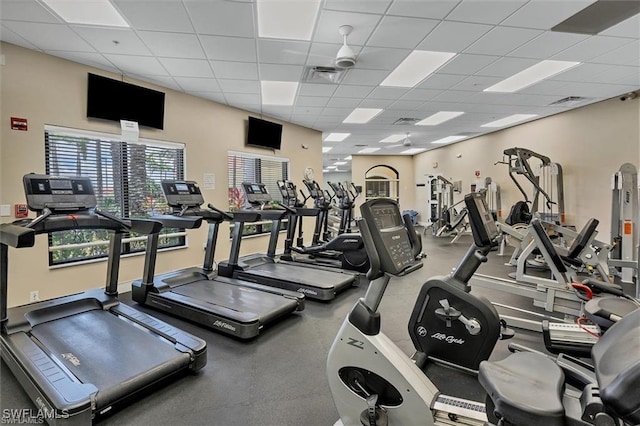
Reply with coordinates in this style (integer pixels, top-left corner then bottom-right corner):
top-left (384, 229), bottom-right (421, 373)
top-left (31, 310), bottom-right (190, 409)
top-left (171, 280), bottom-right (298, 324)
top-left (249, 263), bottom-right (353, 290)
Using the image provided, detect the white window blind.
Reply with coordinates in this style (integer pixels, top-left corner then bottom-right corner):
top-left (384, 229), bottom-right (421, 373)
top-left (44, 126), bottom-right (186, 265)
top-left (227, 151), bottom-right (289, 237)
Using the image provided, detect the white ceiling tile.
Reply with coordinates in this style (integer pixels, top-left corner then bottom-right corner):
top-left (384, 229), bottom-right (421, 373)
top-left (358, 98), bottom-right (395, 108)
top-left (104, 54), bottom-right (167, 75)
top-left (554, 82), bottom-right (639, 98)
top-left (367, 86), bottom-right (410, 99)
top-left (72, 27), bottom-right (151, 55)
top-left (341, 69), bottom-right (389, 85)
top-left (437, 53), bottom-right (498, 75)
top-left (367, 16), bottom-right (439, 49)
top-left (314, 10), bottom-right (382, 44)
top-left (446, 0), bottom-right (528, 25)
top-left (225, 93), bottom-right (261, 104)
top-left (465, 26), bottom-right (543, 55)
top-left (259, 64), bottom-right (304, 81)
top-left (128, 74), bottom-right (181, 91)
top-left (262, 106), bottom-right (292, 117)
top-left (356, 47), bottom-right (410, 70)
top-left (184, 0), bottom-right (255, 37)
top-left (307, 42), bottom-right (350, 67)
top-left (388, 100), bottom-right (424, 110)
top-left (333, 85), bottom-right (375, 98)
top-left (517, 80), bottom-right (577, 96)
top-left (326, 97), bottom-right (362, 107)
top-left (175, 77), bottom-right (221, 92)
top-left (45, 50), bottom-right (119, 73)
top-left (401, 88), bottom-right (442, 101)
top-left (600, 13), bottom-right (640, 38)
top-left (509, 31), bottom-right (588, 59)
top-left (322, 107), bottom-right (353, 117)
top-left (452, 75), bottom-right (504, 91)
top-left (212, 61), bottom-right (258, 80)
top-left (501, 0), bottom-right (597, 30)
top-left (324, 0), bottom-right (392, 14)
top-left (292, 106), bottom-right (324, 115)
top-left (547, 63), bottom-right (615, 83)
top-left (194, 92), bottom-right (227, 103)
top-left (587, 66), bottom-right (640, 85)
top-left (433, 90), bottom-right (481, 103)
top-left (113, 0), bottom-right (193, 33)
top-left (552, 36), bottom-right (635, 62)
top-left (417, 21), bottom-right (492, 53)
top-left (387, 0), bottom-right (460, 19)
top-left (2, 21), bottom-right (94, 52)
top-left (295, 95), bottom-right (330, 107)
top-left (258, 39), bottom-right (310, 65)
top-left (137, 31), bottom-right (204, 59)
top-left (159, 58), bottom-right (213, 77)
top-left (218, 79), bottom-right (260, 94)
top-left (200, 35), bottom-right (256, 62)
top-left (418, 73), bottom-right (467, 89)
top-left (590, 40), bottom-right (640, 65)
top-left (299, 83), bottom-right (337, 97)
top-left (475, 57), bottom-right (540, 77)
top-left (0, 0), bottom-right (60, 23)
top-left (0, 25), bottom-right (39, 50)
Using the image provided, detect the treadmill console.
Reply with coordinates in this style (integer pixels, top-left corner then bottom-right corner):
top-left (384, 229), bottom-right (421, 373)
top-left (464, 192), bottom-right (500, 248)
top-left (23, 174), bottom-right (96, 212)
top-left (360, 199), bottom-right (419, 276)
top-left (242, 182), bottom-right (272, 205)
top-left (161, 180), bottom-right (204, 207)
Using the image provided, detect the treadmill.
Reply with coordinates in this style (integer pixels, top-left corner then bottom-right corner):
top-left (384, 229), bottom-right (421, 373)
top-left (1, 174), bottom-right (206, 425)
top-left (131, 180), bottom-right (304, 339)
top-left (217, 183), bottom-right (355, 301)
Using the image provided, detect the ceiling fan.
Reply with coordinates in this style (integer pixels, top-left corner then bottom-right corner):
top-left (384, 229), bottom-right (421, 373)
top-left (403, 132), bottom-right (412, 147)
top-left (335, 25), bottom-right (356, 69)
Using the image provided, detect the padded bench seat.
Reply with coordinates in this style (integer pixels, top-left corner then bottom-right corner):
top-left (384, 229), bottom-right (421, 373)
top-left (479, 352), bottom-right (565, 426)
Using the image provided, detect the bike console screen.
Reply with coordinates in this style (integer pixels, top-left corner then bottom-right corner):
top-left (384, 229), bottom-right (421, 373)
top-left (360, 199), bottom-right (419, 276)
top-left (464, 192), bottom-right (500, 247)
top-left (161, 180), bottom-right (204, 207)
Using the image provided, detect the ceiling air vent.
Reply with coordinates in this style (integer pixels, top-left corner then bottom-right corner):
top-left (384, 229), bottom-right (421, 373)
top-left (392, 118), bottom-right (420, 125)
top-left (303, 66), bottom-right (346, 84)
top-left (549, 96), bottom-right (591, 107)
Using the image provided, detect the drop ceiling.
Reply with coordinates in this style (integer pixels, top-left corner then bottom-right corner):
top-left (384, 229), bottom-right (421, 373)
top-left (1, 0), bottom-right (639, 173)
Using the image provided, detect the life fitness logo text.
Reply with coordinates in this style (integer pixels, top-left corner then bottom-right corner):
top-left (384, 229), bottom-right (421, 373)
top-left (430, 332), bottom-right (465, 345)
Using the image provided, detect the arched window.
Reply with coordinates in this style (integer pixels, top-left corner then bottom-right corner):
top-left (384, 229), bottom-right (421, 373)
top-left (365, 165), bottom-right (399, 202)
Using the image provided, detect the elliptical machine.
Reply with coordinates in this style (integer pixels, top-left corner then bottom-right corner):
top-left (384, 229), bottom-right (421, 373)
top-left (327, 193), bottom-right (511, 425)
top-left (328, 181), bottom-right (359, 234)
top-left (278, 180), bottom-right (369, 274)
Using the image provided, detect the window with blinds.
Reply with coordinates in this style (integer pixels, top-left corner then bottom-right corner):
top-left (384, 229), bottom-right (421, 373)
top-left (227, 151), bottom-right (289, 237)
top-left (45, 126), bottom-right (186, 266)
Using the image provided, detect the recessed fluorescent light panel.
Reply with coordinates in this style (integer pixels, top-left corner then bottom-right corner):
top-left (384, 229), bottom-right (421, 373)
top-left (344, 156), bottom-right (352, 160)
top-left (326, 165), bottom-right (337, 169)
top-left (484, 60), bottom-right (580, 93)
top-left (358, 147), bottom-right (381, 154)
top-left (257, 0), bottom-right (320, 40)
top-left (430, 135), bottom-right (466, 144)
top-left (334, 161), bottom-right (347, 165)
top-left (402, 148), bottom-right (427, 155)
top-left (343, 108), bottom-right (383, 124)
top-left (381, 50), bottom-right (456, 88)
top-left (481, 114), bottom-right (538, 128)
top-left (261, 81), bottom-right (298, 105)
top-left (322, 147), bottom-right (332, 153)
top-left (416, 111), bottom-right (465, 126)
top-left (380, 134), bottom-right (406, 143)
top-left (324, 133), bottom-right (351, 142)
top-left (42, 0), bottom-right (129, 26)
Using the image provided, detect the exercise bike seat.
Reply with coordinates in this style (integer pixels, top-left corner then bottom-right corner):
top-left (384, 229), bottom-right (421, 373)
top-left (585, 296), bottom-right (638, 329)
top-left (479, 352), bottom-right (564, 426)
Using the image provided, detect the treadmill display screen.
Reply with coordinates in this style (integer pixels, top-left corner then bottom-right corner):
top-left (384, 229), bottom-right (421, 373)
top-left (370, 204), bottom-right (403, 230)
top-left (175, 183), bottom-right (189, 192)
top-left (49, 179), bottom-right (73, 190)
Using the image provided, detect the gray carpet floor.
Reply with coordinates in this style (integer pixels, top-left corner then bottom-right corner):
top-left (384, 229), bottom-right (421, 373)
top-left (1, 233), bottom-right (564, 425)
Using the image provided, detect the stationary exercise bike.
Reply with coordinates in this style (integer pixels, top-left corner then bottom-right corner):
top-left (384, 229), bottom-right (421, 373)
top-left (327, 193), bottom-right (510, 425)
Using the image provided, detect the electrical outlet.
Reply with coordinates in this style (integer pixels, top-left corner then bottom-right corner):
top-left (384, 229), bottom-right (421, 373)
top-left (29, 291), bottom-right (39, 302)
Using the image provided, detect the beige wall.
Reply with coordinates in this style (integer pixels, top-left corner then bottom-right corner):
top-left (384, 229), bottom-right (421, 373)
top-left (0, 43), bottom-right (322, 307)
top-left (413, 96), bottom-right (640, 239)
top-left (351, 155), bottom-right (416, 214)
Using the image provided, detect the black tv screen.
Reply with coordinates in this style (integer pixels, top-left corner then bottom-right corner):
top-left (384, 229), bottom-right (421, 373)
top-left (87, 73), bottom-right (165, 130)
top-left (247, 116), bottom-right (282, 150)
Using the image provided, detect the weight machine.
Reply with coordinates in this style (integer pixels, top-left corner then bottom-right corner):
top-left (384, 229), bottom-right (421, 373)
top-left (609, 163), bottom-right (638, 289)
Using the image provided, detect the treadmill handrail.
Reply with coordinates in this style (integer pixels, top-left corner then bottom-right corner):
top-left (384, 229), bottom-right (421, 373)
top-left (0, 224), bottom-right (35, 249)
top-left (151, 214), bottom-right (203, 230)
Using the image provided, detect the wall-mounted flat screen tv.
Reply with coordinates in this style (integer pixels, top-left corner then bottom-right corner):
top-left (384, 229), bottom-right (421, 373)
top-left (87, 73), bottom-right (165, 130)
top-left (247, 116), bottom-right (283, 150)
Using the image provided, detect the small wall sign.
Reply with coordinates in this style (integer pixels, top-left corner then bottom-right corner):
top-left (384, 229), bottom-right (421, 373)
top-left (11, 117), bottom-right (28, 131)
